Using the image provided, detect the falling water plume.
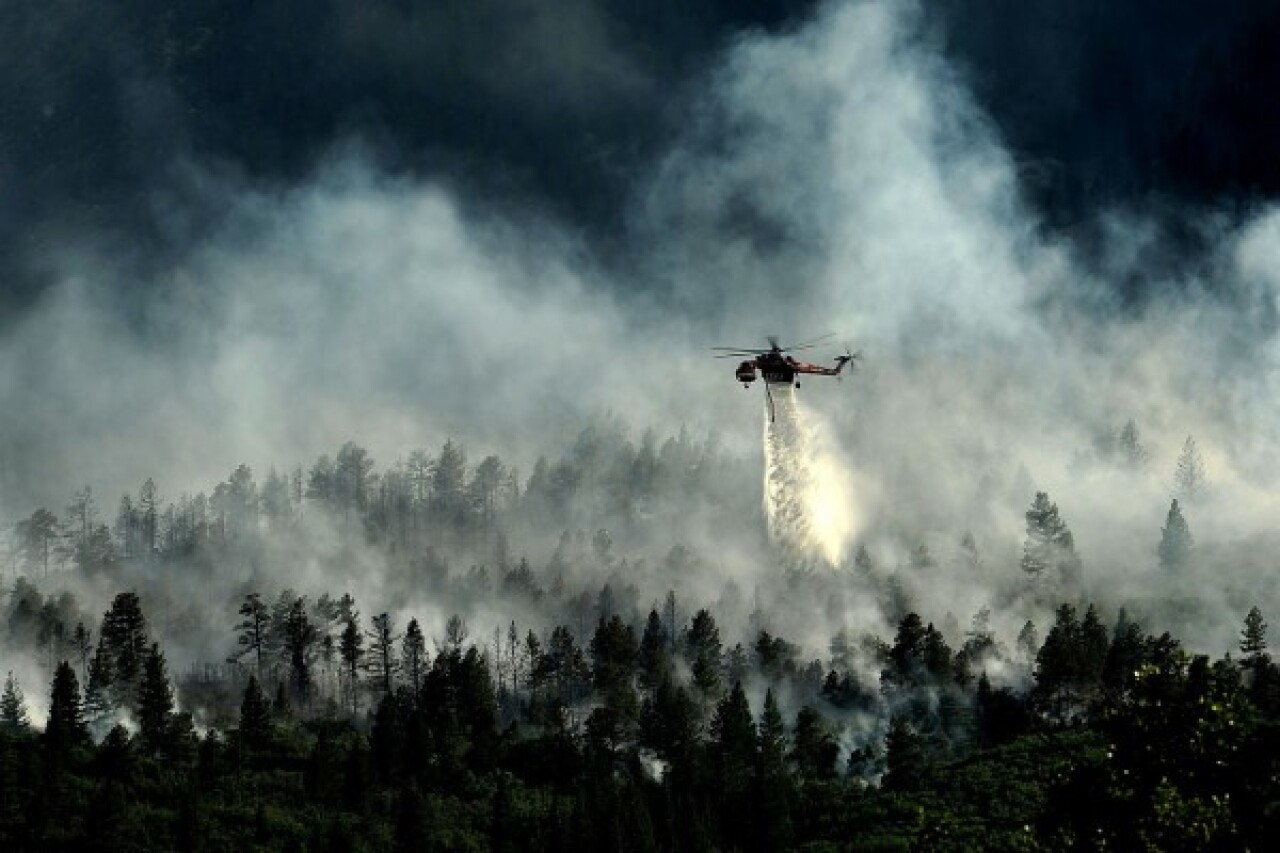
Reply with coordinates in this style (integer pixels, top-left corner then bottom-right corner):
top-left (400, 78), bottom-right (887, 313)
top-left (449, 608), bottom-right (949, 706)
top-left (762, 383), bottom-right (858, 567)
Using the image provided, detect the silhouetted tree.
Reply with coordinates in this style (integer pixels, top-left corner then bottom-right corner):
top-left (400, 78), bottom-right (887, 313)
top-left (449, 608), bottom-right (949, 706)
top-left (755, 630), bottom-right (799, 681)
top-left (710, 681), bottom-right (757, 849)
top-left (402, 618), bottom-right (427, 698)
top-left (639, 674), bottom-right (698, 761)
top-left (637, 609), bottom-right (671, 692)
top-left (883, 612), bottom-right (927, 691)
top-left (685, 609), bottom-right (723, 700)
top-left (755, 687), bottom-right (793, 850)
top-left (96, 592), bottom-right (149, 708)
top-left (339, 615), bottom-right (363, 716)
top-left (0, 673), bottom-right (30, 736)
top-left (282, 597), bottom-right (318, 701)
top-left (239, 675), bottom-right (271, 750)
top-left (136, 643), bottom-right (174, 756)
top-left (1034, 604), bottom-right (1107, 721)
top-left (367, 612), bottom-right (399, 698)
top-left (589, 615), bottom-right (636, 695)
top-left (534, 626), bottom-right (591, 707)
top-left (790, 706), bottom-right (838, 780)
top-left (1240, 606), bottom-right (1267, 663)
top-left (232, 592), bottom-right (270, 676)
top-left (45, 661), bottom-right (87, 751)
top-left (1103, 609), bottom-right (1147, 704)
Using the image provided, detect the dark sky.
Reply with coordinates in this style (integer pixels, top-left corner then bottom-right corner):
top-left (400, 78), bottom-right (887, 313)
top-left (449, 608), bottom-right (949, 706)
top-left (2, 0), bottom-right (1279, 318)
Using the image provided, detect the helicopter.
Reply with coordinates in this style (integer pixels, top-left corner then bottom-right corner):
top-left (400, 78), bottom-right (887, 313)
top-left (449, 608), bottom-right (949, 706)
top-left (712, 333), bottom-right (858, 421)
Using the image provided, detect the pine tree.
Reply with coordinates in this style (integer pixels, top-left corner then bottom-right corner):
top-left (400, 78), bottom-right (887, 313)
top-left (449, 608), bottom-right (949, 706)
top-left (589, 615), bottom-right (637, 696)
top-left (239, 675), bottom-right (271, 750)
top-left (1116, 419), bottom-right (1148, 468)
top-left (711, 682), bottom-right (757, 769)
top-left (685, 609), bottom-right (723, 701)
top-left (1017, 620), bottom-right (1039, 662)
top-left (1173, 435), bottom-right (1207, 502)
top-left (97, 591), bottom-right (149, 707)
top-left (1079, 604), bottom-right (1110, 689)
top-left (710, 682), bottom-right (758, 850)
top-left (45, 661), bottom-right (88, 750)
top-left (233, 592), bottom-right (270, 676)
top-left (0, 673), bottom-right (30, 735)
top-left (16, 507), bottom-right (58, 575)
top-left (138, 478), bottom-right (158, 555)
top-left (84, 641), bottom-right (116, 734)
top-left (883, 612), bottom-right (927, 690)
top-left (432, 439), bottom-right (468, 524)
top-left (637, 609), bottom-right (671, 692)
top-left (137, 643), bottom-right (174, 756)
top-left (790, 706), bottom-right (838, 779)
top-left (115, 495), bottom-right (138, 558)
top-left (402, 618), bottom-right (427, 697)
top-left (922, 624), bottom-right (954, 681)
top-left (756, 687), bottom-right (794, 849)
top-left (639, 673), bottom-right (700, 765)
top-left (758, 688), bottom-right (787, 771)
top-left (1240, 607), bottom-right (1267, 663)
top-left (962, 607), bottom-right (1000, 662)
top-left (366, 613), bottom-right (399, 698)
top-left (534, 625), bottom-right (590, 706)
top-left (1157, 499), bottom-right (1194, 571)
top-left (339, 615), bottom-right (364, 716)
top-left (1021, 492), bottom-right (1082, 591)
top-left (282, 597), bottom-right (318, 702)
top-left (1103, 609), bottom-right (1146, 703)
top-left (1033, 604), bottom-right (1106, 721)
top-left (72, 622), bottom-right (92, 685)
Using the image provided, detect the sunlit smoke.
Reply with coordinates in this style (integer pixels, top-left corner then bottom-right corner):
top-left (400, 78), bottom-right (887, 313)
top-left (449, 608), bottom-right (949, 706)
top-left (763, 382), bottom-right (859, 566)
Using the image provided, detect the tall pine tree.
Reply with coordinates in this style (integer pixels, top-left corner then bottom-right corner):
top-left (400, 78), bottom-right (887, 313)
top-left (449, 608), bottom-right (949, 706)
top-left (1021, 492), bottom-right (1082, 592)
top-left (136, 644), bottom-right (174, 757)
top-left (45, 661), bottom-right (88, 751)
top-left (0, 673), bottom-right (30, 736)
top-left (1157, 499), bottom-right (1194, 571)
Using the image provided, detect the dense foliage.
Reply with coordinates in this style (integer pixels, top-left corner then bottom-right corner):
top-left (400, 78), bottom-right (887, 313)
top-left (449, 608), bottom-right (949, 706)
top-left (2, 425), bottom-right (1277, 849)
top-left (1, 589), bottom-right (1277, 850)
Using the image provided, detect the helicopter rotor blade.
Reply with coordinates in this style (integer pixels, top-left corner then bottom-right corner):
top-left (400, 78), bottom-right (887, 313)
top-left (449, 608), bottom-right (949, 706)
top-left (779, 332), bottom-right (835, 351)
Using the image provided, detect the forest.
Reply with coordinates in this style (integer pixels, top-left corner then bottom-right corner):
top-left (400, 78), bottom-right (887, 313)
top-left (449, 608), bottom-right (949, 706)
top-left (0, 419), bottom-right (1276, 851)
top-left (7, 1), bottom-right (1280, 850)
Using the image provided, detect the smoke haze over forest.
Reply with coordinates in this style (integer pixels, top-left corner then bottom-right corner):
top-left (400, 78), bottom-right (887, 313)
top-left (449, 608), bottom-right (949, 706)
top-left (4, 0), bottom-right (1280, 678)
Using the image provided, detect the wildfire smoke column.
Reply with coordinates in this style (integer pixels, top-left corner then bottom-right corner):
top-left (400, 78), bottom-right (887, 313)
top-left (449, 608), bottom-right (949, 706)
top-left (762, 382), bottom-right (859, 568)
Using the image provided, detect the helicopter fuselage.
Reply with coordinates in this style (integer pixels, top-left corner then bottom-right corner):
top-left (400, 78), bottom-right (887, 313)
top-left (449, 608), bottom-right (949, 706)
top-left (735, 351), bottom-right (849, 387)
